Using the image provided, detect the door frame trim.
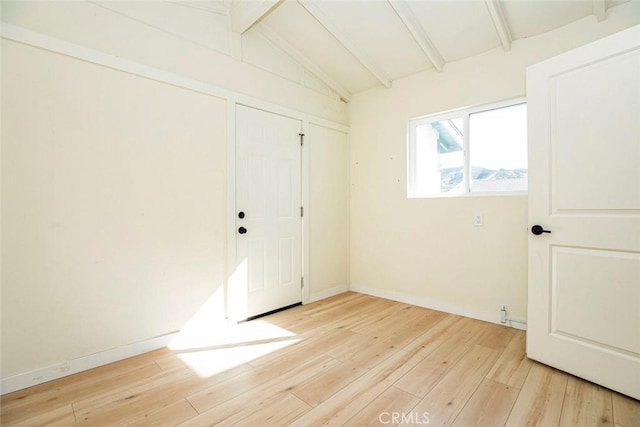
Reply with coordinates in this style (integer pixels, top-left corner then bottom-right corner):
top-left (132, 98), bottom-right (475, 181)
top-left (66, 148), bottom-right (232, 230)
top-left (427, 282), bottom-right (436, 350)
top-left (226, 100), bottom-right (346, 321)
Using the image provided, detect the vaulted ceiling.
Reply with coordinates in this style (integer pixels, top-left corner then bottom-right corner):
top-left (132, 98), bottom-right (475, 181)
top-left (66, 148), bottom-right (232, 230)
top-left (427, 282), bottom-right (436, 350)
top-left (226, 0), bottom-right (631, 101)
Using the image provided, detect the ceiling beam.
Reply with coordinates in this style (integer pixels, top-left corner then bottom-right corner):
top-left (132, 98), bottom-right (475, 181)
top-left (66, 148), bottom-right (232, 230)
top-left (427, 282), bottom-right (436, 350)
top-left (230, 0), bottom-right (284, 34)
top-left (484, 0), bottom-right (512, 51)
top-left (593, 0), bottom-right (607, 21)
top-left (254, 25), bottom-right (352, 102)
top-left (388, 0), bottom-right (444, 72)
top-left (297, 0), bottom-right (392, 88)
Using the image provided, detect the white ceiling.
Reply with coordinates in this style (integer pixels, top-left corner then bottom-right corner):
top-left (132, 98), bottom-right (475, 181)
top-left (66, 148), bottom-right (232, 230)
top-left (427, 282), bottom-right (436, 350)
top-left (226, 0), bottom-right (631, 100)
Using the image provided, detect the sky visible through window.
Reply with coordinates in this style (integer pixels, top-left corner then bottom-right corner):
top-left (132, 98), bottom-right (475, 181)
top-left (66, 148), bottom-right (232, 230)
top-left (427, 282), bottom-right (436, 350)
top-left (470, 103), bottom-right (527, 170)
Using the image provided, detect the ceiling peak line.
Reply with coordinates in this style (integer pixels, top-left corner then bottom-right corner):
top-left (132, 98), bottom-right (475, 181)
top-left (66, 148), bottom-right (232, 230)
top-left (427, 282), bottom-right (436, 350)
top-left (388, 0), bottom-right (444, 72)
top-left (230, 0), bottom-right (284, 34)
top-left (253, 24), bottom-right (352, 102)
top-left (296, 0), bottom-right (392, 89)
top-left (484, 0), bottom-right (512, 52)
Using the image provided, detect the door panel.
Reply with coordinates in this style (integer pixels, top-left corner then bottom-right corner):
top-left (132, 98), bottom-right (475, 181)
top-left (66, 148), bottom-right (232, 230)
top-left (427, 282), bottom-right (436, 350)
top-left (552, 247), bottom-right (640, 355)
top-left (551, 52), bottom-right (640, 212)
top-left (248, 239), bottom-right (266, 292)
top-left (279, 237), bottom-right (294, 285)
top-left (248, 154), bottom-right (266, 218)
top-left (278, 158), bottom-right (294, 217)
top-left (527, 25), bottom-right (640, 399)
top-left (236, 105), bottom-right (302, 319)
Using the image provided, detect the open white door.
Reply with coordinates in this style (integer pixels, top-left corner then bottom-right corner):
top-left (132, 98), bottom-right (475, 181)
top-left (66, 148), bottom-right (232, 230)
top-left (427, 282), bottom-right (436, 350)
top-left (235, 105), bottom-right (302, 319)
top-left (527, 25), bottom-right (640, 399)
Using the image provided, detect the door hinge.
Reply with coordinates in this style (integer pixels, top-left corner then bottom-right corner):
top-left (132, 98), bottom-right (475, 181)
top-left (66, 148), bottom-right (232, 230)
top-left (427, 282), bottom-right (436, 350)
top-left (301, 277), bottom-right (304, 288)
top-left (299, 133), bottom-right (305, 147)
top-left (300, 206), bottom-right (304, 217)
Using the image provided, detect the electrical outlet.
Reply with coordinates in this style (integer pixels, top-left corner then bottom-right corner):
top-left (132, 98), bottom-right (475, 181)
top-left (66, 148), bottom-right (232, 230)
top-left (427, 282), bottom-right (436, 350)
top-left (474, 212), bottom-right (483, 226)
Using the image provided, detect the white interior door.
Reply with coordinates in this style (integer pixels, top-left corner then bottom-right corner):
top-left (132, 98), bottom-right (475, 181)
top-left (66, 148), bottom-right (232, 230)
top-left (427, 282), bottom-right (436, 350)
top-left (527, 25), bottom-right (640, 399)
top-left (235, 105), bottom-right (302, 319)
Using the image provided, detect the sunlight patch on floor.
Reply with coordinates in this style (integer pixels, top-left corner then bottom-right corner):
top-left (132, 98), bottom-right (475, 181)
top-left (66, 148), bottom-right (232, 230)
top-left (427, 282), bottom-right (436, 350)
top-left (174, 333), bottom-right (300, 378)
top-left (169, 285), bottom-right (300, 378)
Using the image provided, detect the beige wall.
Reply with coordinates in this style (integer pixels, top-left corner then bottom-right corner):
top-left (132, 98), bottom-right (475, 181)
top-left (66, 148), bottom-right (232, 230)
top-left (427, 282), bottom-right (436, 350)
top-left (1, 39), bottom-right (228, 376)
top-left (1, 2), bottom-right (349, 381)
top-left (309, 124), bottom-right (349, 299)
top-left (348, 4), bottom-right (640, 323)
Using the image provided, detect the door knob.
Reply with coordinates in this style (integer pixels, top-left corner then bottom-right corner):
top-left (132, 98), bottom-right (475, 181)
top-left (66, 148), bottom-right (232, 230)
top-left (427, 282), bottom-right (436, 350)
top-left (238, 226), bottom-right (247, 234)
top-left (531, 225), bottom-right (551, 235)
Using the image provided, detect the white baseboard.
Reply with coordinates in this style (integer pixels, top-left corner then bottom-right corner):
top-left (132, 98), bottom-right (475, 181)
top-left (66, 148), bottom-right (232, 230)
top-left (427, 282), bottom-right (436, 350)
top-left (309, 284), bottom-right (348, 303)
top-left (349, 284), bottom-right (526, 331)
top-left (0, 331), bottom-right (179, 395)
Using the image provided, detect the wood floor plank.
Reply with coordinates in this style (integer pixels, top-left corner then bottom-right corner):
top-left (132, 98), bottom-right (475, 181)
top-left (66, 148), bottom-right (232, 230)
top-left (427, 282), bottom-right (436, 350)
top-left (324, 328), bottom-right (385, 361)
top-left (395, 319), bottom-right (489, 397)
top-left (181, 354), bottom-right (339, 426)
top-left (612, 392), bottom-right (640, 427)
top-left (343, 386), bottom-right (421, 427)
top-left (400, 315), bottom-right (471, 357)
top-left (505, 362), bottom-right (569, 427)
top-left (126, 398), bottom-right (198, 426)
top-left (71, 365), bottom-right (195, 419)
top-left (0, 351), bottom-right (167, 408)
top-left (304, 293), bottom-right (380, 319)
top-left (72, 352), bottom-right (256, 425)
top-left (477, 322), bottom-right (518, 351)
top-left (337, 302), bottom-right (408, 335)
top-left (451, 378), bottom-right (520, 427)
top-left (3, 403), bottom-right (75, 427)
top-left (330, 296), bottom-right (395, 325)
top-left (486, 330), bottom-right (533, 388)
top-left (184, 330), bottom-right (352, 414)
top-left (402, 344), bottom-right (499, 426)
top-left (72, 368), bottom-right (205, 425)
top-left (375, 307), bottom-right (450, 349)
top-left (273, 294), bottom-right (383, 334)
top-left (184, 360), bottom-right (291, 414)
top-left (280, 292), bottom-right (365, 321)
top-left (351, 304), bottom-right (416, 337)
top-left (0, 361), bottom-right (164, 425)
top-left (292, 338), bottom-right (400, 407)
top-left (289, 350), bottom-right (425, 426)
top-left (2, 348), bottom-right (171, 405)
top-left (231, 393), bottom-right (311, 427)
top-left (559, 376), bottom-right (613, 427)
top-left (154, 349), bottom-right (254, 378)
top-left (247, 327), bottom-right (354, 368)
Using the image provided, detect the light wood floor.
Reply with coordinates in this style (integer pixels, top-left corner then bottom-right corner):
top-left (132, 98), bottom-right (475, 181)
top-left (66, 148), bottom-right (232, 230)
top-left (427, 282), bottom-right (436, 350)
top-left (2, 292), bottom-right (639, 426)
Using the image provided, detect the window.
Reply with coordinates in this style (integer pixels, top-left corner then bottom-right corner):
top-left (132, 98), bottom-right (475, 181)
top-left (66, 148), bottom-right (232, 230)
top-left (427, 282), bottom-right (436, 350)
top-left (408, 100), bottom-right (527, 197)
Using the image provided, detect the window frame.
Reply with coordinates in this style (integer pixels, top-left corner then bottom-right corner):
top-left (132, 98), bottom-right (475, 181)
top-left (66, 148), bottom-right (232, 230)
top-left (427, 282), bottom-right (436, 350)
top-left (407, 97), bottom-right (527, 198)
